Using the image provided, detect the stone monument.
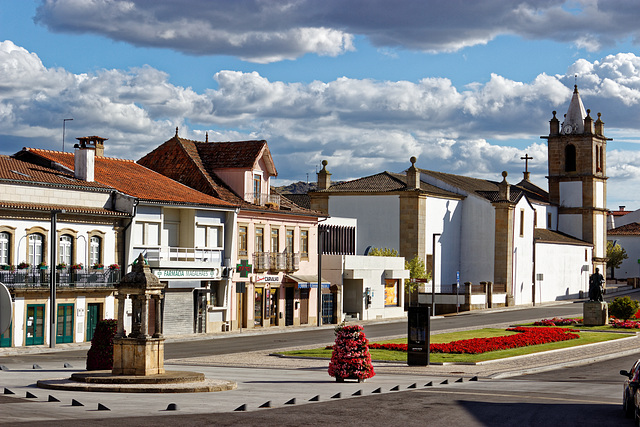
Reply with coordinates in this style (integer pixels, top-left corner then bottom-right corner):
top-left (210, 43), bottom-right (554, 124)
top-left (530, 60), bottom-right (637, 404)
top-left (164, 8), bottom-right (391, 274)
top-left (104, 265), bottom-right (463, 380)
top-left (112, 253), bottom-right (166, 375)
top-left (583, 268), bottom-right (608, 326)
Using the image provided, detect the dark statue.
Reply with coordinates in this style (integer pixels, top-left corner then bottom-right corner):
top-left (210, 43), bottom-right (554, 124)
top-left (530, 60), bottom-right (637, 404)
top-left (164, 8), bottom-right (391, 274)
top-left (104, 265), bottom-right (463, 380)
top-left (589, 268), bottom-right (604, 302)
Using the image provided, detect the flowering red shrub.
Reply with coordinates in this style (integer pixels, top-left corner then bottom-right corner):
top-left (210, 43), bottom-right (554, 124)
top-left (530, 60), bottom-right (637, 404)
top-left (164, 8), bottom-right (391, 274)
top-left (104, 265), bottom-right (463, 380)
top-left (533, 317), bottom-right (581, 326)
top-left (610, 318), bottom-right (640, 329)
top-left (328, 324), bottom-right (375, 380)
top-left (353, 327), bottom-right (579, 355)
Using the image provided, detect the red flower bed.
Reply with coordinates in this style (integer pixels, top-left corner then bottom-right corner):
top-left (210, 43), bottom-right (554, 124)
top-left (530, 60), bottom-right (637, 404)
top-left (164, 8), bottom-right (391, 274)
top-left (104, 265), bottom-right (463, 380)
top-left (359, 327), bottom-right (579, 355)
top-left (534, 317), bottom-right (581, 326)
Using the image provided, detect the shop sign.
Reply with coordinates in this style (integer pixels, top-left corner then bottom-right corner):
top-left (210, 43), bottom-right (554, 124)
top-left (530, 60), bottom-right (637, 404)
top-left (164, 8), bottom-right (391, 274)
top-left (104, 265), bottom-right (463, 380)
top-left (255, 275), bottom-right (280, 283)
top-left (154, 268), bottom-right (221, 279)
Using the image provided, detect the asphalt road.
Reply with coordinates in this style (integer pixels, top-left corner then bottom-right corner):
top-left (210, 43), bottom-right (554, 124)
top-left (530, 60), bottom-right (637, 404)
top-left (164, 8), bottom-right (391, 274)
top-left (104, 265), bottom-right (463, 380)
top-left (2, 296), bottom-right (638, 426)
top-left (0, 300), bottom-right (589, 366)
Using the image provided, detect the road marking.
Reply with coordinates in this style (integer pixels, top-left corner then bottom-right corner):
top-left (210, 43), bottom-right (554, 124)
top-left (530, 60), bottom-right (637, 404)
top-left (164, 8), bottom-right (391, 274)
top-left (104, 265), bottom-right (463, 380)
top-left (416, 389), bottom-right (618, 405)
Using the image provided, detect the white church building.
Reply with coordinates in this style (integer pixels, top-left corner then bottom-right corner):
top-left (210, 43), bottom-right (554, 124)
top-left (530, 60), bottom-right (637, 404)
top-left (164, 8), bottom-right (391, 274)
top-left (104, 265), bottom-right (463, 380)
top-left (310, 85), bottom-right (607, 308)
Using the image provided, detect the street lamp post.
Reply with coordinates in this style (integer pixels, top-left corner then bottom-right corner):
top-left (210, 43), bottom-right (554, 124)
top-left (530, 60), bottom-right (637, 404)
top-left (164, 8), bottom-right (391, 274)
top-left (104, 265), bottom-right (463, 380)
top-left (49, 209), bottom-right (64, 348)
top-left (431, 233), bottom-right (441, 317)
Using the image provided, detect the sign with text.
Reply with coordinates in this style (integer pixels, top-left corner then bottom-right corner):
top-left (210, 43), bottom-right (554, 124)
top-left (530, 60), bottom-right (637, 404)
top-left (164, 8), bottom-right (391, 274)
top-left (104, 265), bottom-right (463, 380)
top-left (154, 268), bottom-right (221, 280)
top-left (236, 259), bottom-right (253, 278)
top-left (255, 275), bottom-right (280, 283)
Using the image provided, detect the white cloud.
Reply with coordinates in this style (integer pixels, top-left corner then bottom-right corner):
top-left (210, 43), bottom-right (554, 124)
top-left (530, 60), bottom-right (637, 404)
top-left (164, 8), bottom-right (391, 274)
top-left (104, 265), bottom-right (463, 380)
top-left (33, 1), bottom-right (640, 62)
top-left (4, 41), bottom-right (640, 205)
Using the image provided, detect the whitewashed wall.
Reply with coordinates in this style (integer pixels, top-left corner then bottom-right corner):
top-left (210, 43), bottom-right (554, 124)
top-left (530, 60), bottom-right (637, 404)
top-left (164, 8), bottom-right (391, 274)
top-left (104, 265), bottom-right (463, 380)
top-left (535, 242), bottom-right (590, 302)
top-left (329, 195), bottom-right (400, 255)
top-left (609, 236), bottom-right (640, 279)
top-left (512, 198), bottom-right (535, 305)
top-left (425, 197), bottom-right (462, 288)
top-left (459, 195), bottom-right (495, 285)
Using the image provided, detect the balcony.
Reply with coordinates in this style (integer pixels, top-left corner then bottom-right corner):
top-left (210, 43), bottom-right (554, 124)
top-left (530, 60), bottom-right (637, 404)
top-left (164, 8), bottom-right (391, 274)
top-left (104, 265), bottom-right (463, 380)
top-left (135, 246), bottom-right (223, 268)
top-left (253, 252), bottom-right (271, 272)
top-left (244, 192), bottom-right (280, 208)
top-left (0, 267), bottom-right (121, 289)
top-left (253, 252), bottom-right (300, 272)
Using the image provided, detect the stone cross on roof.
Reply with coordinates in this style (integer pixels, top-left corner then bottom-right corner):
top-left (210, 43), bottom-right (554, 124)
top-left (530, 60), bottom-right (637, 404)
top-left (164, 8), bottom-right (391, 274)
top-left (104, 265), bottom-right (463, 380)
top-left (521, 153), bottom-right (533, 181)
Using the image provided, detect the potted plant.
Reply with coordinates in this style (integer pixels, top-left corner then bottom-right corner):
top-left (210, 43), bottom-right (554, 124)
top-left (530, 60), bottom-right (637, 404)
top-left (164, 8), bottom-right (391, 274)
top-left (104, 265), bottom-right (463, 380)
top-left (91, 263), bottom-right (104, 270)
top-left (71, 263), bottom-right (83, 271)
top-left (108, 263), bottom-right (120, 270)
top-left (1, 264), bottom-right (13, 271)
top-left (38, 261), bottom-right (48, 270)
top-left (56, 263), bottom-right (67, 270)
top-left (17, 261), bottom-right (29, 270)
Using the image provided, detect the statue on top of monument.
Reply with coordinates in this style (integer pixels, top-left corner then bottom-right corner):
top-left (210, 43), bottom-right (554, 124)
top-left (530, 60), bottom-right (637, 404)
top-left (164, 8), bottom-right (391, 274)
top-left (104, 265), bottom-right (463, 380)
top-left (588, 268), bottom-right (605, 302)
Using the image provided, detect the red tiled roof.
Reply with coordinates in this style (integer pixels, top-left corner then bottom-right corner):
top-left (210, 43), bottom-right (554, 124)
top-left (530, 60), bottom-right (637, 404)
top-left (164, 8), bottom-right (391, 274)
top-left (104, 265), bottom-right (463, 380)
top-left (18, 148), bottom-right (236, 208)
top-left (609, 222), bottom-right (640, 236)
top-left (0, 155), bottom-right (111, 190)
top-left (139, 135), bottom-right (319, 216)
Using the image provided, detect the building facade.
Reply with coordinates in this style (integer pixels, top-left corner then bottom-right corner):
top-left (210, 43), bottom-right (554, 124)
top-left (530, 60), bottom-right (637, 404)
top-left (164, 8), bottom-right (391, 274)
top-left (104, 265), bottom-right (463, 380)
top-left (0, 154), bottom-right (130, 347)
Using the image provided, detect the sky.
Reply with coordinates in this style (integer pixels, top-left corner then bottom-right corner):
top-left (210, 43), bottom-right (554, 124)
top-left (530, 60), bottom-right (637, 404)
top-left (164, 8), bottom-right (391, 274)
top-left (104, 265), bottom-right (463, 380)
top-left (2, 1), bottom-right (640, 208)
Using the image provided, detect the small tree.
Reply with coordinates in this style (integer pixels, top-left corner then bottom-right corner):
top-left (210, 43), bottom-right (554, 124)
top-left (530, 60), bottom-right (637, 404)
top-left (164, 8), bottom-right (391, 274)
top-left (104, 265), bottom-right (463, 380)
top-left (367, 247), bottom-right (399, 257)
top-left (86, 319), bottom-right (118, 370)
top-left (607, 241), bottom-right (628, 279)
top-left (609, 296), bottom-right (640, 321)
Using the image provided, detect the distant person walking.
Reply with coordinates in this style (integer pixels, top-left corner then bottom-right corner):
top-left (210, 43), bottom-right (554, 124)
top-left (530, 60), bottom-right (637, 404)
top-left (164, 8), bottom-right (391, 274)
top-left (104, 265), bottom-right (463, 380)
top-left (589, 268), bottom-right (604, 302)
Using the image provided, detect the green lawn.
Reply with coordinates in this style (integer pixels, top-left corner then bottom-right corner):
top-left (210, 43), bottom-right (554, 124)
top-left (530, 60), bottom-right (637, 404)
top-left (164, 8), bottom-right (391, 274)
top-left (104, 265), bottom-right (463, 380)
top-left (275, 327), bottom-right (632, 364)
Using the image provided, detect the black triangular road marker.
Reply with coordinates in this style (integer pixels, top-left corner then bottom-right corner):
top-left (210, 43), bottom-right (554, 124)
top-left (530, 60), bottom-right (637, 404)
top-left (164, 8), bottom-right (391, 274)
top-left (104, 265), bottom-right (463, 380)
top-left (309, 395), bottom-right (320, 402)
top-left (32, 364), bottom-right (41, 369)
top-left (48, 395), bottom-right (60, 402)
top-left (372, 387), bottom-right (382, 394)
top-left (470, 376), bottom-right (478, 381)
top-left (441, 379), bottom-right (449, 385)
top-left (285, 398), bottom-right (296, 405)
top-left (407, 383), bottom-right (417, 389)
top-left (98, 403), bottom-right (110, 411)
top-left (72, 399), bottom-right (84, 407)
top-left (390, 385), bottom-right (400, 391)
top-left (4, 388), bottom-right (14, 395)
top-left (25, 391), bottom-right (37, 399)
top-left (456, 378), bottom-right (463, 383)
top-left (166, 403), bottom-right (178, 411)
top-left (64, 363), bottom-right (73, 368)
top-left (352, 389), bottom-right (362, 396)
top-left (259, 401), bottom-right (272, 408)
top-left (331, 392), bottom-right (341, 399)
top-left (425, 382), bottom-right (433, 387)
top-left (234, 404), bottom-right (246, 412)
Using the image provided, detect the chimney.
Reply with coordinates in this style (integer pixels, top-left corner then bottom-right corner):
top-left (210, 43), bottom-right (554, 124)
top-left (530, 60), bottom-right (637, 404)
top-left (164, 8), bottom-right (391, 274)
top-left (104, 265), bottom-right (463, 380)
top-left (73, 136), bottom-right (107, 182)
top-left (74, 143), bottom-right (95, 182)
top-left (406, 156), bottom-right (420, 189)
top-left (317, 160), bottom-right (331, 190)
top-left (619, 206), bottom-right (625, 212)
top-left (75, 136), bottom-right (106, 157)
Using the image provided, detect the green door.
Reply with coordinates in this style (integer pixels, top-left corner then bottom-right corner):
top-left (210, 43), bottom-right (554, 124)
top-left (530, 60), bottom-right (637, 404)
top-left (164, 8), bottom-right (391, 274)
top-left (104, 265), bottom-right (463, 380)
top-left (86, 303), bottom-right (100, 341)
top-left (0, 321), bottom-right (11, 347)
top-left (25, 304), bottom-right (45, 346)
top-left (56, 304), bottom-right (74, 344)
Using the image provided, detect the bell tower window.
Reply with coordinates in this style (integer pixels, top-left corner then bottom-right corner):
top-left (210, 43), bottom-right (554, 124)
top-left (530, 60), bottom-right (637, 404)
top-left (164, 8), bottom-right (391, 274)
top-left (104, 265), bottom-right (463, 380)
top-left (565, 144), bottom-right (576, 172)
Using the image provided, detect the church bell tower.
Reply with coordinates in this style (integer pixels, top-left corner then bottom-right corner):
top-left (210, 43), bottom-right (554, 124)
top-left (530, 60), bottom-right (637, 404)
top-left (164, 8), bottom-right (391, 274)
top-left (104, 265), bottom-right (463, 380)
top-left (544, 85), bottom-right (610, 273)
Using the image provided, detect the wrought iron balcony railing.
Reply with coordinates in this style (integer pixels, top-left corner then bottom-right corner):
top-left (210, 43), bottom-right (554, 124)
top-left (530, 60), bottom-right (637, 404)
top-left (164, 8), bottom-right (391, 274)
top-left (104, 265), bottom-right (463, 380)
top-left (0, 267), bottom-right (121, 289)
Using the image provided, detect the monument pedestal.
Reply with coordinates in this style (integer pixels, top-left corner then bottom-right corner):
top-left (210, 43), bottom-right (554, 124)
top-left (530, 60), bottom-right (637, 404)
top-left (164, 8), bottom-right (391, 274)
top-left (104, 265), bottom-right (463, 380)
top-left (112, 337), bottom-right (165, 376)
top-left (583, 301), bottom-right (608, 326)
